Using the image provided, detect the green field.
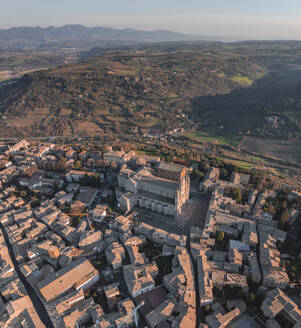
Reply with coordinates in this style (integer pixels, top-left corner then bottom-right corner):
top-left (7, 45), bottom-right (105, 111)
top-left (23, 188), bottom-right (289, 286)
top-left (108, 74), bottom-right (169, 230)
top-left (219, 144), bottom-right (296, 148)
top-left (169, 93), bottom-right (179, 99)
top-left (136, 149), bottom-right (159, 157)
top-left (223, 158), bottom-right (254, 170)
top-left (250, 155), bottom-right (269, 163)
top-left (231, 76), bottom-right (253, 86)
top-left (185, 131), bottom-right (242, 147)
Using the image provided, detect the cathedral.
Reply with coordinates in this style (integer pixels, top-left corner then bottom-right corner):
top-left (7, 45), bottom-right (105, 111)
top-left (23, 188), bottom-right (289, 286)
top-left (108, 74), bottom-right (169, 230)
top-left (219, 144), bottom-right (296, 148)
top-left (115, 162), bottom-right (190, 218)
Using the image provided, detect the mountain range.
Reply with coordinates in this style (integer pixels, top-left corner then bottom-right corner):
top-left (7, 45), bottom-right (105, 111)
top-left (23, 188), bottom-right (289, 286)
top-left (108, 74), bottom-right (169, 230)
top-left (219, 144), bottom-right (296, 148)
top-left (0, 25), bottom-right (202, 49)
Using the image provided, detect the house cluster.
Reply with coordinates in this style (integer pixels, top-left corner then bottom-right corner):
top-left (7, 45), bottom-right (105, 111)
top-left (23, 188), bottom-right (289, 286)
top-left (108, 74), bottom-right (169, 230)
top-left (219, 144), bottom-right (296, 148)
top-left (0, 194), bottom-right (112, 327)
top-left (1, 139), bottom-right (301, 327)
top-left (104, 212), bottom-right (197, 327)
top-left (0, 140), bottom-right (151, 327)
top-left (0, 187), bottom-right (148, 327)
top-left (261, 288), bottom-right (301, 327)
top-left (0, 139), bottom-right (197, 327)
top-left (194, 167), bottom-right (301, 327)
top-left (143, 128), bottom-right (184, 143)
top-left (0, 227), bottom-right (46, 327)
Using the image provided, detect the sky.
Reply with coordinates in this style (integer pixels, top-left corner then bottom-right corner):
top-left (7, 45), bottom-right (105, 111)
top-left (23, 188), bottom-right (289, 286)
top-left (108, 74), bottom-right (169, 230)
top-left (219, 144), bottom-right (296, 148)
top-left (1, 0), bottom-right (301, 40)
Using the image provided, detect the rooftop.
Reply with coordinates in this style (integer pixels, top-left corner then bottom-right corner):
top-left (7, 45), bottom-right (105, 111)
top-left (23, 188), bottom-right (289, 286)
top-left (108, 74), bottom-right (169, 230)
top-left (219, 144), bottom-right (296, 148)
top-left (37, 257), bottom-right (98, 303)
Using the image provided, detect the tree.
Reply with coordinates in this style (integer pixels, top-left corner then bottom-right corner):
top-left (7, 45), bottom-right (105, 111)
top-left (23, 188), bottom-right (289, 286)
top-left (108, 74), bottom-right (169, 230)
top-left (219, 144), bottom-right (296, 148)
top-left (74, 160), bottom-right (83, 170)
top-left (267, 205), bottom-right (276, 216)
top-left (279, 208), bottom-right (290, 226)
top-left (263, 200), bottom-right (270, 211)
top-left (232, 187), bottom-right (242, 203)
top-left (204, 305), bottom-right (211, 314)
top-left (192, 169), bottom-right (204, 181)
top-left (216, 231), bottom-right (225, 241)
top-left (20, 190), bottom-right (27, 198)
top-left (248, 292), bottom-right (256, 303)
top-left (220, 168), bottom-right (228, 180)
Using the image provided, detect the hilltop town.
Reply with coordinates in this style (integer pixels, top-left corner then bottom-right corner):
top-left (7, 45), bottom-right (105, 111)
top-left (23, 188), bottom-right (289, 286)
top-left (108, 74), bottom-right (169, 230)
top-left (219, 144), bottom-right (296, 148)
top-left (0, 139), bottom-right (301, 327)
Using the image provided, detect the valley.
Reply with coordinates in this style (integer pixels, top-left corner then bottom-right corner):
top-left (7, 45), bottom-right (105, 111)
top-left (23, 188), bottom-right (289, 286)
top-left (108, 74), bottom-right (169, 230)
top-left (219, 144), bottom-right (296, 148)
top-left (1, 41), bottom-right (301, 173)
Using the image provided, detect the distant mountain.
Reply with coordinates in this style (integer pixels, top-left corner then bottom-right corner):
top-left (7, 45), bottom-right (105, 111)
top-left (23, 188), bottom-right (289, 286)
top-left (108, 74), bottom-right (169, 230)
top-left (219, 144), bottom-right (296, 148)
top-left (0, 25), bottom-right (202, 49)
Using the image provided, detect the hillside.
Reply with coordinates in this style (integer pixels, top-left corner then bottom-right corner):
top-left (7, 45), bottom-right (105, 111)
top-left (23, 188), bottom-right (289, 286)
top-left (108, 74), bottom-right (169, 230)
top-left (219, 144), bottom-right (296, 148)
top-left (0, 49), bottom-right (77, 84)
top-left (192, 66), bottom-right (301, 139)
top-left (3, 41), bottom-right (301, 144)
top-left (0, 47), bottom-right (266, 138)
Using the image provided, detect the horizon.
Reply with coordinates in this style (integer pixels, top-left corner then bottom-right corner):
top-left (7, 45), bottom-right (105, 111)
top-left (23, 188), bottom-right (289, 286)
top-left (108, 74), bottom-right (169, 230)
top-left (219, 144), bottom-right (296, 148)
top-left (1, 1), bottom-right (301, 41)
top-left (1, 23), bottom-right (301, 43)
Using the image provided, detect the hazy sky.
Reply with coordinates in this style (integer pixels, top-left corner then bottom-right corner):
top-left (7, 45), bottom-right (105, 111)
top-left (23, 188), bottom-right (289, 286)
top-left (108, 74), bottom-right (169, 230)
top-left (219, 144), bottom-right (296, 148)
top-left (1, 0), bottom-right (301, 40)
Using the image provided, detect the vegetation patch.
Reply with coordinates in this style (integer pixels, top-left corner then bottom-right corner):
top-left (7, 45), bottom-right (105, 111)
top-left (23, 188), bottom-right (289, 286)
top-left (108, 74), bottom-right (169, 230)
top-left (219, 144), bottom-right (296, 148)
top-left (169, 93), bottom-right (179, 99)
top-left (231, 75), bottom-right (253, 86)
top-left (221, 158), bottom-right (255, 170)
top-left (283, 258), bottom-right (301, 283)
top-left (185, 130), bottom-right (242, 147)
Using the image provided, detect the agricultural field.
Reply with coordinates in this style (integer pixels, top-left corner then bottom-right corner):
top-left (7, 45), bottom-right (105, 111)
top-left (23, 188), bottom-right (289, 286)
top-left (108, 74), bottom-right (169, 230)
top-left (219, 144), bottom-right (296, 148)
top-left (185, 131), bottom-right (242, 147)
top-left (240, 137), bottom-right (301, 163)
top-left (0, 71), bottom-right (11, 82)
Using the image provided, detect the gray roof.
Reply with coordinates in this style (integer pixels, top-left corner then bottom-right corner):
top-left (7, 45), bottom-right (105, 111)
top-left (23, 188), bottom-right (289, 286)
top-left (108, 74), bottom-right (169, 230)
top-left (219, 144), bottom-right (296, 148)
top-left (157, 162), bottom-right (185, 172)
top-left (77, 187), bottom-right (97, 205)
top-left (137, 171), bottom-right (178, 191)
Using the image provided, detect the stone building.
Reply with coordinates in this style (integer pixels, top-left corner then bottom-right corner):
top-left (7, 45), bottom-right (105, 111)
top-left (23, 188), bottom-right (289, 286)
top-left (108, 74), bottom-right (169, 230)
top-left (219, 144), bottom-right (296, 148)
top-left (123, 262), bottom-right (159, 297)
top-left (261, 288), bottom-right (301, 326)
top-left (115, 163), bottom-right (190, 218)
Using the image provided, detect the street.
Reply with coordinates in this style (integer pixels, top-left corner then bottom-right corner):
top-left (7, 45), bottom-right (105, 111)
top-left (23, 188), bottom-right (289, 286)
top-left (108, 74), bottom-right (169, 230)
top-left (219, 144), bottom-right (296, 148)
top-left (0, 223), bottom-right (54, 328)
